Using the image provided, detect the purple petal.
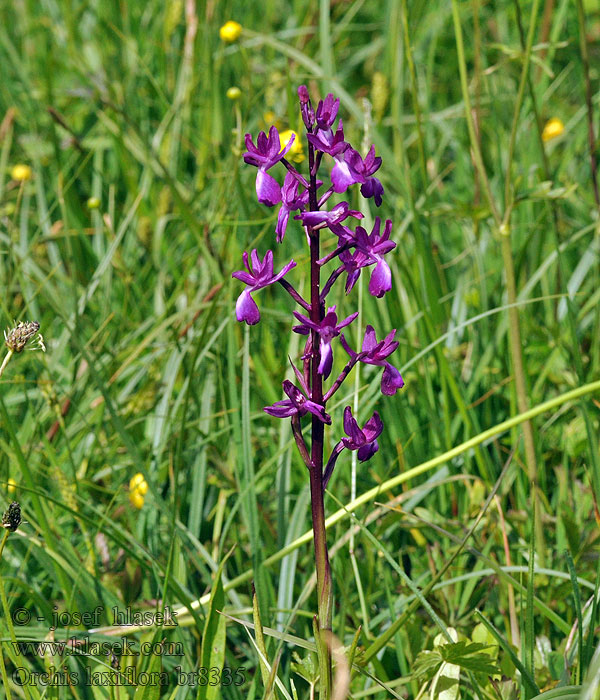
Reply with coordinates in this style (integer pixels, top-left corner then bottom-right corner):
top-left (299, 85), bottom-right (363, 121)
top-left (250, 248), bottom-right (262, 273)
top-left (304, 399), bottom-right (332, 424)
top-left (357, 440), bottom-right (379, 462)
top-left (256, 170), bottom-right (282, 206)
top-left (331, 159), bottom-right (358, 193)
top-left (381, 362), bottom-right (404, 396)
top-left (360, 178), bottom-right (384, 206)
top-left (339, 333), bottom-right (357, 359)
top-left (264, 400), bottom-right (297, 418)
top-left (369, 259), bottom-right (392, 298)
top-left (235, 289), bottom-right (260, 325)
top-left (270, 258), bottom-right (297, 285)
top-left (343, 406), bottom-right (364, 444)
top-left (276, 206), bottom-right (291, 243)
top-left (337, 311), bottom-right (359, 330)
top-left (363, 412), bottom-right (384, 441)
top-left (231, 270), bottom-right (255, 285)
top-left (318, 340), bottom-right (333, 377)
top-left (362, 326), bottom-right (378, 354)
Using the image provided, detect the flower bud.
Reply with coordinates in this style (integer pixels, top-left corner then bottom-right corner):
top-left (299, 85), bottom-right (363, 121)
top-left (298, 85), bottom-right (315, 130)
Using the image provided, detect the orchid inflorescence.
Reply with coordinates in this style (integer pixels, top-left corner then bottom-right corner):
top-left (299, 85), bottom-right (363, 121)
top-left (233, 85), bottom-right (403, 476)
top-left (232, 85), bottom-right (403, 658)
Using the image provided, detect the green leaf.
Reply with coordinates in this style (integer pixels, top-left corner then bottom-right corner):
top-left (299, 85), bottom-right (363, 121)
top-left (413, 650), bottom-right (444, 681)
top-left (439, 641), bottom-right (500, 674)
top-left (197, 550), bottom-right (231, 700)
top-left (133, 630), bottom-right (165, 700)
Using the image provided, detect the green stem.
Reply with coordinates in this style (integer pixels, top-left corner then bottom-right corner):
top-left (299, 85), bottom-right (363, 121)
top-left (0, 529), bottom-right (10, 700)
top-left (400, 0), bottom-right (428, 191)
top-left (576, 0), bottom-right (600, 210)
top-left (501, 0), bottom-right (544, 562)
top-left (514, 0), bottom-right (600, 523)
top-left (307, 138), bottom-right (332, 698)
top-left (503, 0), bottom-right (542, 213)
top-left (451, 0), bottom-right (501, 226)
top-left (500, 225), bottom-right (544, 561)
top-left (0, 350), bottom-right (13, 379)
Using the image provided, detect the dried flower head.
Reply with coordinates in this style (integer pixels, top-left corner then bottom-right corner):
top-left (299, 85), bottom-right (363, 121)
top-left (4, 321), bottom-right (45, 354)
top-left (2, 501), bottom-right (22, 532)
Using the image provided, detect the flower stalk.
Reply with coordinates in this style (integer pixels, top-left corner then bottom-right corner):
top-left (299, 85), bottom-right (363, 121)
top-left (233, 86), bottom-right (403, 697)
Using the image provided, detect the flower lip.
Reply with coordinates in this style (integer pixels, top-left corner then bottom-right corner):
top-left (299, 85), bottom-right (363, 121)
top-left (341, 406), bottom-right (383, 462)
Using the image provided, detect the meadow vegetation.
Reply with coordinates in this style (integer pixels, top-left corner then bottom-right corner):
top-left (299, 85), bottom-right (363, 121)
top-left (1, 0), bottom-right (600, 698)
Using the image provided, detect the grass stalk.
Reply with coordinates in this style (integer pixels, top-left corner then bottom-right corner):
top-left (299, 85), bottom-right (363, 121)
top-left (575, 0), bottom-right (600, 210)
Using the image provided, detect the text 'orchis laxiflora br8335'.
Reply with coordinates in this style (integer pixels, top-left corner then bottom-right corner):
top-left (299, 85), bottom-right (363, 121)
top-left (232, 85), bottom-right (404, 687)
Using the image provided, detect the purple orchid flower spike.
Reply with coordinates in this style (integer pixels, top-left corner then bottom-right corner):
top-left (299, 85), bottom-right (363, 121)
top-left (236, 86), bottom-right (405, 667)
top-left (232, 249), bottom-right (296, 325)
top-left (243, 126), bottom-right (295, 206)
top-left (331, 145), bottom-right (384, 205)
top-left (355, 218), bottom-right (396, 297)
top-left (276, 172), bottom-right (310, 243)
top-left (341, 406), bottom-right (383, 462)
top-left (264, 379), bottom-right (331, 424)
top-left (340, 324), bottom-right (404, 395)
top-left (293, 305), bottom-right (358, 378)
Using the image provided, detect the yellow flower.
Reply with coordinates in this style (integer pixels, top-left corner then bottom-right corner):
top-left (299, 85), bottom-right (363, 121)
top-left (219, 20), bottom-right (242, 42)
top-left (226, 86), bottom-right (241, 101)
top-left (542, 117), bottom-right (564, 142)
top-left (130, 472), bottom-right (148, 495)
top-left (11, 164), bottom-right (32, 182)
top-left (7, 478), bottom-right (16, 496)
top-left (129, 472), bottom-right (148, 508)
top-left (129, 490), bottom-right (145, 509)
top-left (87, 196), bottom-right (101, 210)
top-left (279, 129), bottom-right (304, 163)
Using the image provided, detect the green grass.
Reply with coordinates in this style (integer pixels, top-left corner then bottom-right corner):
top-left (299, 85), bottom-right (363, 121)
top-left (0, 0), bottom-right (599, 698)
